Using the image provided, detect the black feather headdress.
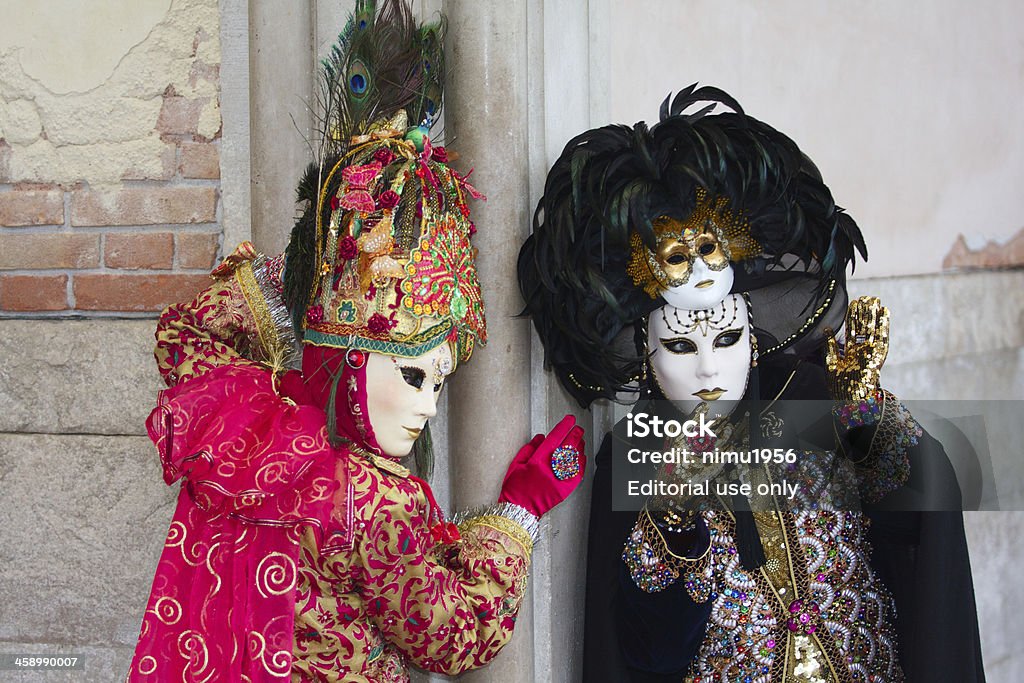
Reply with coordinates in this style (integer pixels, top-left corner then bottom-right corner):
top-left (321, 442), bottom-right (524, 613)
top-left (519, 84), bottom-right (867, 407)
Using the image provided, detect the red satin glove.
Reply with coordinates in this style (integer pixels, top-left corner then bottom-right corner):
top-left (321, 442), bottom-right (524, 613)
top-left (498, 414), bottom-right (586, 517)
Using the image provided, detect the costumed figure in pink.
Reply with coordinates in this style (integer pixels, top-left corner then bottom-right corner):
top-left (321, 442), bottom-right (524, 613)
top-left (127, 1), bottom-right (585, 680)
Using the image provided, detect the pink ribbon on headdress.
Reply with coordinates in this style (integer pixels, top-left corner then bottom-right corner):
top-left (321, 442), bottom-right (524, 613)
top-left (454, 167), bottom-right (486, 201)
top-left (420, 136), bottom-right (434, 164)
top-left (339, 161), bottom-right (382, 212)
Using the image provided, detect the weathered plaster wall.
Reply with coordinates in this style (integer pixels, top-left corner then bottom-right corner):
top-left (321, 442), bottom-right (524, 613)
top-left (607, 0), bottom-right (1024, 279)
top-left (0, 0), bottom-right (223, 313)
top-left (0, 0), bottom-right (218, 184)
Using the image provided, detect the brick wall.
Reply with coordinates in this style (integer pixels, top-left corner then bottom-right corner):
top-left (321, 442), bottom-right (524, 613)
top-left (0, 180), bottom-right (220, 314)
top-left (0, 0), bottom-right (223, 315)
top-left (0, 133), bottom-right (221, 315)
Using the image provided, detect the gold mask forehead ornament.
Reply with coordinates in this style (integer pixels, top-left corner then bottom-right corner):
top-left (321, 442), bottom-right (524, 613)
top-left (627, 189), bottom-right (762, 299)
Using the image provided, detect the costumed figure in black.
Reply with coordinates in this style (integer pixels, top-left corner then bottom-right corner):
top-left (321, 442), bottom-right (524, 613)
top-left (517, 85), bottom-right (985, 682)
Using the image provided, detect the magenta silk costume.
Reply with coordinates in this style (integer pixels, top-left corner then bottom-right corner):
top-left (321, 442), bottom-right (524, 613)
top-left (127, 251), bottom-right (538, 682)
top-left (128, 2), bottom-right (586, 677)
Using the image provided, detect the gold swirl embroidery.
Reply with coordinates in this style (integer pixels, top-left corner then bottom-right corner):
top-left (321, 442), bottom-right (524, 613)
top-left (180, 538), bottom-right (207, 569)
top-left (204, 541), bottom-right (223, 596)
top-left (305, 475), bottom-right (338, 502)
top-left (137, 655), bottom-right (158, 675)
top-left (233, 525), bottom-right (257, 554)
top-left (292, 432), bottom-right (330, 457)
top-left (257, 460), bottom-right (289, 487)
top-left (266, 647), bottom-right (292, 677)
top-left (153, 596), bottom-right (183, 626)
top-left (256, 552), bottom-right (298, 597)
top-left (177, 630), bottom-right (210, 675)
top-left (165, 520), bottom-right (187, 548)
top-left (247, 631), bottom-right (271, 675)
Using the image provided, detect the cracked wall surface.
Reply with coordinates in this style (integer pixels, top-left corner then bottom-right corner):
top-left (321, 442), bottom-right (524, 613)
top-left (0, 0), bottom-right (222, 313)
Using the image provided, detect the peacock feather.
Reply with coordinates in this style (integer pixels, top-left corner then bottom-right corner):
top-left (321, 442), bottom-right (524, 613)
top-left (316, 0), bottom-right (445, 160)
top-left (285, 0), bottom-right (446, 336)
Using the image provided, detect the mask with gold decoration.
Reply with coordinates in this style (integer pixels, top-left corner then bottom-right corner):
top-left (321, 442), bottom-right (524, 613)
top-left (627, 188), bottom-right (762, 309)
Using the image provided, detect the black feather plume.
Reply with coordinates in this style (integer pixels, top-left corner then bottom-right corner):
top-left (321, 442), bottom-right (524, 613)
top-left (284, 160), bottom-right (340, 334)
top-left (518, 84), bottom-right (868, 408)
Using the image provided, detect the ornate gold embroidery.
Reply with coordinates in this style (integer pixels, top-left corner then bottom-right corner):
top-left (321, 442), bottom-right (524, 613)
top-left (461, 514), bottom-right (535, 558)
top-left (753, 509), bottom-right (794, 594)
top-left (345, 442), bottom-right (411, 478)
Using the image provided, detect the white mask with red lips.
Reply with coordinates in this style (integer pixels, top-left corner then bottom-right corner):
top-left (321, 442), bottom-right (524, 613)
top-left (363, 343), bottom-right (454, 458)
top-left (647, 293), bottom-right (752, 421)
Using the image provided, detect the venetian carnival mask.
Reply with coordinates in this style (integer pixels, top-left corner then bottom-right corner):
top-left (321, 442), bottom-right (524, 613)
top-left (662, 255), bottom-right (734, 310)
top-left (627, 189), bottom-right (761, 309)
top-left (364, 344), bottom-right (455, 458)
top-left (648, 293), bottom-right (752, 420)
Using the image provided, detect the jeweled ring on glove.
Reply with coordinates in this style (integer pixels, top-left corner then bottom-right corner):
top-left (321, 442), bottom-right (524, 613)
top-left (551, 445), bottom-right (581, 480)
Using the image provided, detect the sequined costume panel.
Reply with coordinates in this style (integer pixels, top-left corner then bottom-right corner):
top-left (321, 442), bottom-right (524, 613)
top-left (291, 457), bottom-right (533, 680)
top-left (648, 503), bottom-right (902, 683)
top-left (623, 442), bottom-right (904, 682)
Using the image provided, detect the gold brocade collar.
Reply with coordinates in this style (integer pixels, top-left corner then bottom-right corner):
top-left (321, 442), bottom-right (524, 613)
top-left (342, 441), bottom-right (411, 479)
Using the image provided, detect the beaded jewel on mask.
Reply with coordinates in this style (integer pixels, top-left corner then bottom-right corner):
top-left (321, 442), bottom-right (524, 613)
top-left (659, 294), bottom-right (740, 336)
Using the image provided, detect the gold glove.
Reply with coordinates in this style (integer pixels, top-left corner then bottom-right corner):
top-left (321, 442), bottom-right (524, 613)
top-left (825, 296), bottom-right (890, 402)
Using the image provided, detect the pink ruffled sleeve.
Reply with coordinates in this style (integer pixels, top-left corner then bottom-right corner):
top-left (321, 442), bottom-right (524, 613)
top-left (129, 364), bottom-right (347, 682)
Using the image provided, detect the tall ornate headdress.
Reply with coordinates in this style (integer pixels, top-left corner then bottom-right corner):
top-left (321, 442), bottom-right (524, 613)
top-left (284, 0), bottom-right (486, 365)
top-left (519, 84), bottom-right (867, 407)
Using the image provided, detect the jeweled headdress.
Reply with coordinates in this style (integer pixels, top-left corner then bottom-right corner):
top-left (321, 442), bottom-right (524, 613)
top-left (284, 0), bottom-right (486, 364)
